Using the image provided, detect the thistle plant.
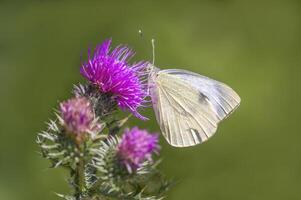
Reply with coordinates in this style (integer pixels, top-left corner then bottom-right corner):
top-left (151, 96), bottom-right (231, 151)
top-left (37, 39), bottom-right (171, 200)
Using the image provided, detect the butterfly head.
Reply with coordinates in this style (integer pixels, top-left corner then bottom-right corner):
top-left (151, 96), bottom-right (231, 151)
top-left (146, 63), bottom-right (160, 78)
top-left (146, 64), bottom-right (160, 97)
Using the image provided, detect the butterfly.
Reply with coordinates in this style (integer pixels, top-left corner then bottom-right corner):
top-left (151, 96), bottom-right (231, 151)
top-left (147, 65), bottom-right (241, 147)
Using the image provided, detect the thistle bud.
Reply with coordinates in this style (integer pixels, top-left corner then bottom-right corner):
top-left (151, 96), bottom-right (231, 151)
top-left (60, 97), bottom-right (98, 143)
top-left (118, 127), bottom-right (159, 172)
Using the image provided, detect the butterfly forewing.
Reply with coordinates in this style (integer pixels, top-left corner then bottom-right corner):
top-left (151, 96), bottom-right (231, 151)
top-left (164, 69), bottom-right (241, 120)
top-left (150, 68), bottom-right (240, 147)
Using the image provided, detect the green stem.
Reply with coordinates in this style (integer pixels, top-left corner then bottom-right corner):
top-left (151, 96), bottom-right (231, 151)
top-left (74, 150), bottom-right (86, 199)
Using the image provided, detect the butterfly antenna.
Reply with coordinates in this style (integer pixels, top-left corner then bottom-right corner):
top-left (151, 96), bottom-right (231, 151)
top-left (138, 29), bottom-right (143, 37)
top-left (151, 38), bottom-right (155, 65)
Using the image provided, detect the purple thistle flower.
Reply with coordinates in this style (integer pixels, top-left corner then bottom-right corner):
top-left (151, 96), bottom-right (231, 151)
top-left (60, 97), bottom-right (98, 143)
top-left (80, 39), bottom-right (149, 120)
top-left (118, 127), bottom-right (159, 172)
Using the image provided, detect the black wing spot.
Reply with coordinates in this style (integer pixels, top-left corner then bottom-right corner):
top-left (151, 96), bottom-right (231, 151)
top-left (189, 128), bottom-right (203, 142)
top-left (198, 92), bottom-right (209, 104)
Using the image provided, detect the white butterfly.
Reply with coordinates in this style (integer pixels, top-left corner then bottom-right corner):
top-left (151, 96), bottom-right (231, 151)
top-left (148, 65), bottom-right (241, 147)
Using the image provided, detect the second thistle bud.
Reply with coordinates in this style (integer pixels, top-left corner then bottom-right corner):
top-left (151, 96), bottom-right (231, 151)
top-left (59, 97), bottom-right (99, 144)
top-left (117, 127), bottom-right (159, 173)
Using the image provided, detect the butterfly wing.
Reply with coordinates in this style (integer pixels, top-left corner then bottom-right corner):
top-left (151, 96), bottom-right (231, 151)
top-left (150, 68), bottom-right (240, 147)
top-left (163, 69), bottom-right (241, 120)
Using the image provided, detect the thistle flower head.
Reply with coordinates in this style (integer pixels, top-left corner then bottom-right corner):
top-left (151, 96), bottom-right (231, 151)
top-left (80, 39), bottom-right (149, 120)
top-left (118, 127), bottom-right (159, 172)
top-left (59, 97), bottom-right (98, 143)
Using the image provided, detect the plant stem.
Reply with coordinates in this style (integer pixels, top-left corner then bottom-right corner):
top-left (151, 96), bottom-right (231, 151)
top-left (74, 150), bottom-right (86, 199)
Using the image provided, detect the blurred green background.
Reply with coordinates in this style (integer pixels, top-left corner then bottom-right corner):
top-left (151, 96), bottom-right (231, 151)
top-left (0, 0), bottom-right (300, 199)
